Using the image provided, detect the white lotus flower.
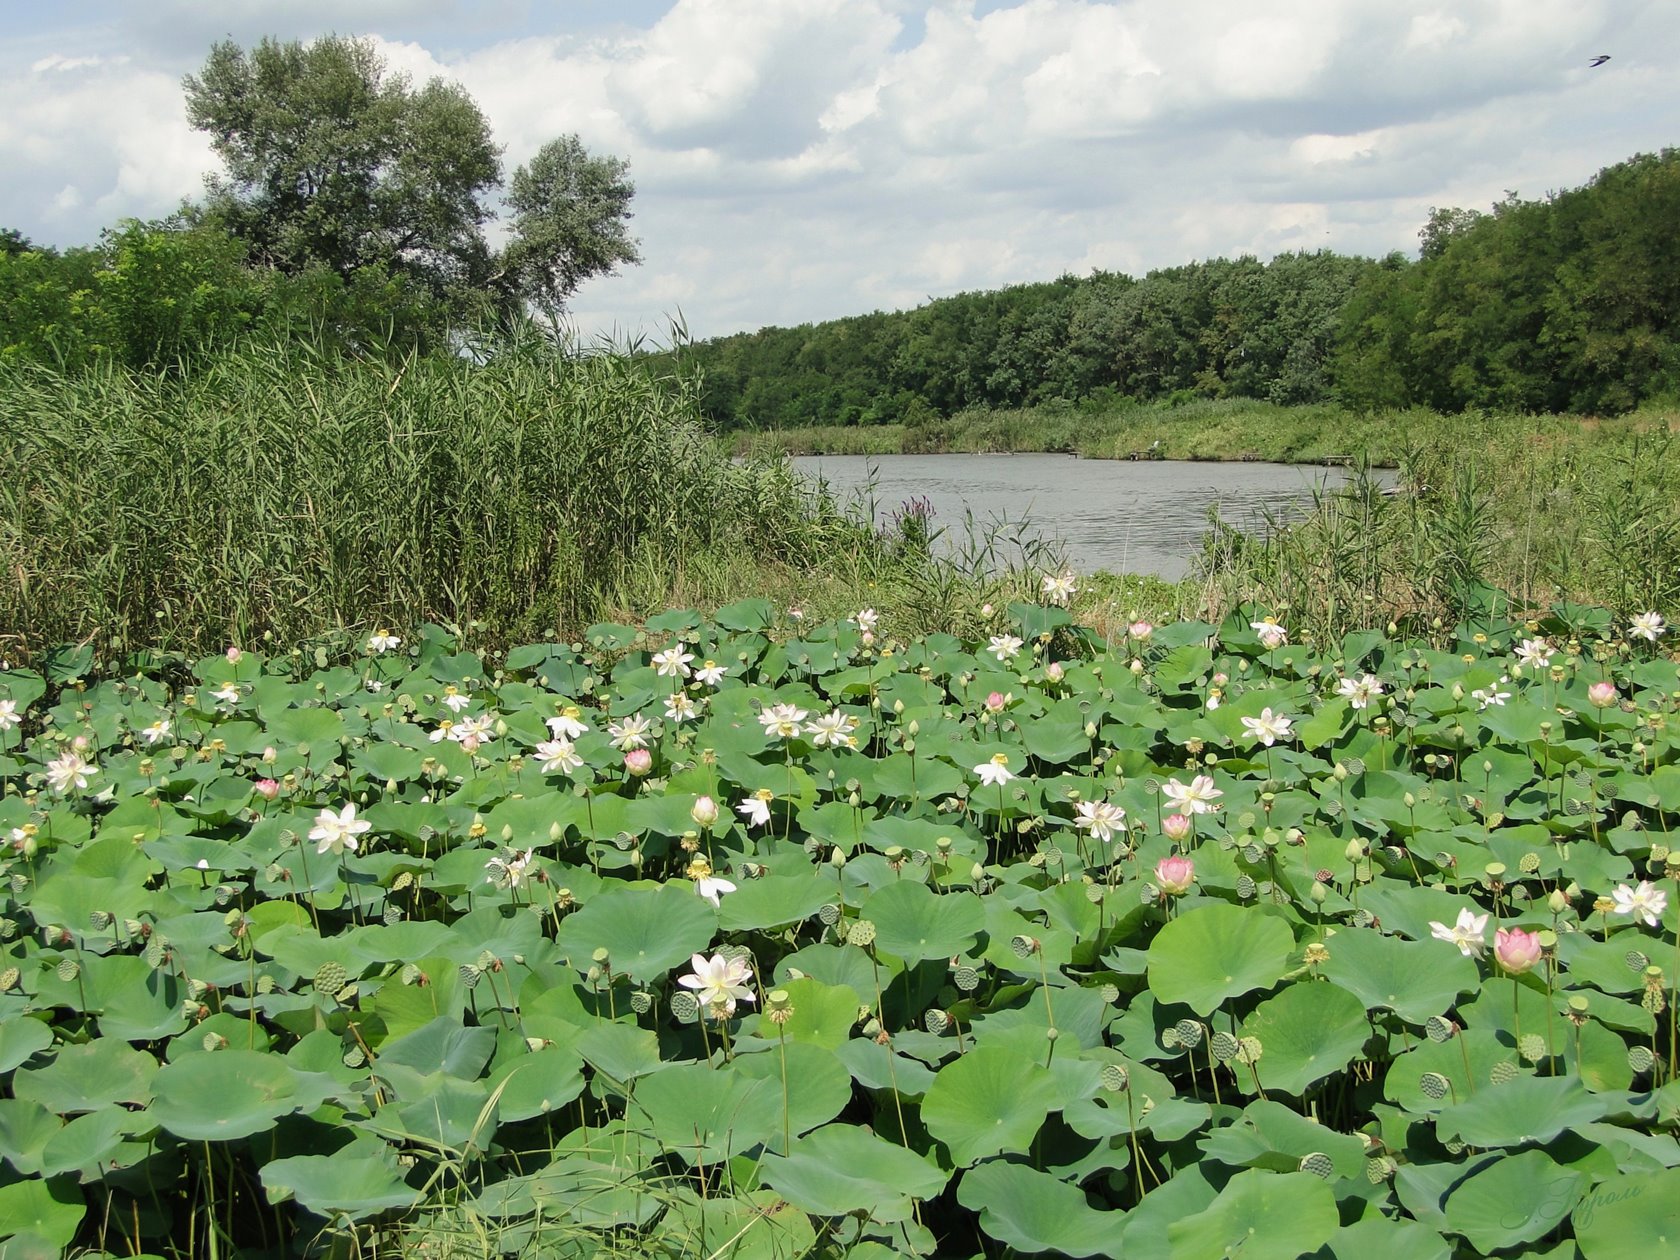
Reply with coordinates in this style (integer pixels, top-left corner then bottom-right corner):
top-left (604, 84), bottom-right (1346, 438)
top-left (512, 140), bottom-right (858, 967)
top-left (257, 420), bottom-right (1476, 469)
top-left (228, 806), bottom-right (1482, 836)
top-left (679, 952), bottom-right (756, 1009)
top-left (1073, 800), bottom-right (1126, 843)
top-left (987, 634), bottom-right (1024, 662)
top-left (1336, 674), bottom-right (1383, 709)
top-left (546, 709), bottom-right (590, 740)
top-left (758, 703), bottom-right (808, 740)
top-left (1611, 881), bottom-right (1669, 927)
top-left (1241, 707), bottom-right (1293, 747)
top-left (1428, 907), bottom-right (1489, 958)
top-left (607, 714), bottom-right (653, 750)
top-left (1631, 611), bottom-right (1666, 642)
top-left (974, 753), bottom-right (1015, 787)
top-left (1162, 774), bottom-right (1222, 816)
top-left (737, 790), bottom-right (774, 828)
top-left (535, 738), bottom-right (583, 774)
top-left (652, 647), bottom-right (694, 678)
top-left (367, 630), bottom-right (401, 654)
top-left (45, 751), bottom-right (95, 794)
top-left (309, 803), bottom-right (371, 856)
top-left (805, 710), bottom-right (859, 748)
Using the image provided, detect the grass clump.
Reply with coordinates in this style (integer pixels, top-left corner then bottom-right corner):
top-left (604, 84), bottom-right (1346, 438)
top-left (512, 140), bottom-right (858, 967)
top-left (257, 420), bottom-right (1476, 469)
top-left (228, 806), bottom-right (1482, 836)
top-left (0, 333), bottom-right (873, 662)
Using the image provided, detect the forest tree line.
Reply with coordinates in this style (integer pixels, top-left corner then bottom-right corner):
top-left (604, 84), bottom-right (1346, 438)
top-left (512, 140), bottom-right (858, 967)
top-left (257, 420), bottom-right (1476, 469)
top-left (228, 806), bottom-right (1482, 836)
top-left (680, 148), bottom-right (1680, 428)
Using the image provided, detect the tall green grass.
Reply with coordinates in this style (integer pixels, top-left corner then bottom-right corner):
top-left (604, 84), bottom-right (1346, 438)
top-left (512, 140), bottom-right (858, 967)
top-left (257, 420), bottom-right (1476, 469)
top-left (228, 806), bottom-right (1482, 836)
top-left (0, 334), bottom-right (872, 660)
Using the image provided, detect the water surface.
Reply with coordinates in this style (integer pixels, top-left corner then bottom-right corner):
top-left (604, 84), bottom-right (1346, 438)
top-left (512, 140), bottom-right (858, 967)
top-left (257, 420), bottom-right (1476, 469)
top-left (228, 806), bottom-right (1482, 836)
top-left (792, 453), bottom-right (1387, 580)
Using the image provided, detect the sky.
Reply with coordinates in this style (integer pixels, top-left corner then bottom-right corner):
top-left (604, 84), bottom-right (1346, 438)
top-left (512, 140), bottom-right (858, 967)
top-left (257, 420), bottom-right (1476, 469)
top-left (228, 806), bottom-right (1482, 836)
top-left (4, 1), bottom-right (1675, 343)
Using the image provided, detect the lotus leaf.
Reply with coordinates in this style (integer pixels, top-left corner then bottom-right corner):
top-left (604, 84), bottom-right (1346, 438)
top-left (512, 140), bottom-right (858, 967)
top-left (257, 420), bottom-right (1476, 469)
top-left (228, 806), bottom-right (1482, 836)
top-left (921, 1044), bottom-right (1060, 1166)
top-left (1166, 1169), bottom-right (1338, 1260)
top-left (760, 1124), bottom-right (948, 1219)
top-left (1147, 903), bottom-right (1295, 1016)
top-left (955, 1159), bottom-right (1119, 1257)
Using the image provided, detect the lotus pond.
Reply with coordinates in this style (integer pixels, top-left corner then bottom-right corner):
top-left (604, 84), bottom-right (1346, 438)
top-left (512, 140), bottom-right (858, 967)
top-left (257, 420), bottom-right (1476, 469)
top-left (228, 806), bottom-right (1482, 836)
top-left (3, 599), bottom-right (1680, 1258)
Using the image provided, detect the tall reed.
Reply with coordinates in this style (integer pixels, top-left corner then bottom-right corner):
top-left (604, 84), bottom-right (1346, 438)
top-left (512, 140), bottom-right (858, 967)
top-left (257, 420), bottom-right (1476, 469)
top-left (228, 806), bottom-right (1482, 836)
top-left (1, 333), bottom-right (865, 661)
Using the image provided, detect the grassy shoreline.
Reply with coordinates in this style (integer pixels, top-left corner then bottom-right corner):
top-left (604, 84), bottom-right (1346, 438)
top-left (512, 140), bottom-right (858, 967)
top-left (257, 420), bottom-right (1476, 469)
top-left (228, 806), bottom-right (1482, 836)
top-left (728, 398), bottom-right (1679, 465)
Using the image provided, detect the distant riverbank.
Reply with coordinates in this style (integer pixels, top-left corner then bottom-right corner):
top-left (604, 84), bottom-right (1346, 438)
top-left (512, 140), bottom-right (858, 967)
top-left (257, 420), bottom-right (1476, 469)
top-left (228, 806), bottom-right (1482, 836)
top-left (729, 398), bottom-right (1673, 466)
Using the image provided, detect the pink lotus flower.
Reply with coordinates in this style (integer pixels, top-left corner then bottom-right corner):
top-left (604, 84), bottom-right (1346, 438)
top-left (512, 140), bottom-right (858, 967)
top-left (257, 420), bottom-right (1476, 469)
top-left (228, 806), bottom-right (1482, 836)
top-left (625, 748), bottom-right (652, 776)
top-left (1154, 855), bottom-right (1195, 896)
top-left (1493, 927), bottom-right (1543, 975)
top-left (985, 691), bottom-right (1007, 713)
top-left (253, 778), bottom-right (280, 801)
top-left (1587, 681), bottom-right (1617, 708)
top-left (1161, 813), bottom-right (1192, 842)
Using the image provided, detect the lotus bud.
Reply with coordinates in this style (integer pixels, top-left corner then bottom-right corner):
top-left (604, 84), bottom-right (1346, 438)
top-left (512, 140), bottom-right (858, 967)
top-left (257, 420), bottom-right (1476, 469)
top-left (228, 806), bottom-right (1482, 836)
top-left (1547, 889), bottom-right (1569, 914)
top-left (1129, 658), bottom-right (1144, 675)
top-left (1451, 683), bottom-right (1464, 702)
top-left (262, 746), bottom-right (278, 764)
top-left (1162, 813), bottom-right (1192, 842)
top-left (1587, 681), bottom-right (1617, 708)
top-left (1310, 880), bottom-right (1329, 904)
top-left (1333, 762), bottom-right (1348, 781)
top-left (500, 825), bottom-right (513, 842)
top-left (1046, 662), bottom-right (1065, 683)
top-left (253, 778), bottom-right (280, 801)
top-left (1403, 791), bottom-right (1415, 808)
top-left (624, 748), bottom-right (652, 776)
top-left (690, 795), bottom-right (718, 828)
top-left (1154, 855), bottom-right (1195, 895)
top-left (549, 821), bottom-right (563, 841)
top-left (1344, 839), bottom-right (1364, 863)
top-left (1085, 721), bottom-right (1098, 739)
top-left (970, 862), bottom-right (987, 883)
top-left (830, 847), bottom-right (847, 868)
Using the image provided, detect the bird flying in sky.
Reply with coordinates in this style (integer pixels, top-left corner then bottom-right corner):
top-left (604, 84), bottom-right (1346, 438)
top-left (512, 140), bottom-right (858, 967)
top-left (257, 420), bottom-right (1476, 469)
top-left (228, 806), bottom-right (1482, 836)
top-left (1589, 54), bottom-right (1611, 67)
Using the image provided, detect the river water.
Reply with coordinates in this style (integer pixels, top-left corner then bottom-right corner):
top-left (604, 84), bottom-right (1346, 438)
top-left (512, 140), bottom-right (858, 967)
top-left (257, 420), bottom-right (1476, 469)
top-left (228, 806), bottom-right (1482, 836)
top-left (791, 453), bottom-right (1388, 580)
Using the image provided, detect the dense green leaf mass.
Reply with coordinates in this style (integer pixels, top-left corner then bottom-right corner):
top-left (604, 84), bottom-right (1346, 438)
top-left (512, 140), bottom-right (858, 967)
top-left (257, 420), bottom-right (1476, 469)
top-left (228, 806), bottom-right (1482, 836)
top-left (0, 601), bottom-right (1677, 1255)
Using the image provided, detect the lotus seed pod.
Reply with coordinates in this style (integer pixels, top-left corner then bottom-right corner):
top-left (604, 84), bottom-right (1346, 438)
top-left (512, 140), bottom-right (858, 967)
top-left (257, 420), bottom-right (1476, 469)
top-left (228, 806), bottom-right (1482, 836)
top-left (1300, 1153), bottom-right (1334, 1179)
top-left (1424, 1016), bottom-right (1455, 1042)
top-left (1210, 1031), bottom-right (1240, 1062)
top-left (313, 962), bottom-right (347, 996)
top-left (953, 965), bottom-right (980, 991)
top-left (1419, 1071), bottom-right (1450, 1100)
top-left (1174, 1019), bottom-right (1204, 1047)
top-left (1100, 1064), bottom-right (1129, 1092)
top-left (671, 991), bottom-right (701, 1023)
top-left (1629, 1045), bottom-right (1656, 1073)
top-left (592, 947), bottom-right (610, 965)
top-left (847, 920), bottom-right (876, 948)
top-left (1489, 1061), bottom-right (1518, 1085)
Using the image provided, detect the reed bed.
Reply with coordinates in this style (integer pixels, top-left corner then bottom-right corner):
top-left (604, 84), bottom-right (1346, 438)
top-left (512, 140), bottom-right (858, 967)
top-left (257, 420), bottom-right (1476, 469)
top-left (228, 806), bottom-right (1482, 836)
top-left (0, 336), bottom-right (870, 661)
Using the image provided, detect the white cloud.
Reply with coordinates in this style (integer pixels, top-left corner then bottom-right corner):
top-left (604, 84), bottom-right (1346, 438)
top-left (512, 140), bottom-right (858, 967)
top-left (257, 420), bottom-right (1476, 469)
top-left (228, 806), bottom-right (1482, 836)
top-left (3, 0), bottom-right (1677, 342)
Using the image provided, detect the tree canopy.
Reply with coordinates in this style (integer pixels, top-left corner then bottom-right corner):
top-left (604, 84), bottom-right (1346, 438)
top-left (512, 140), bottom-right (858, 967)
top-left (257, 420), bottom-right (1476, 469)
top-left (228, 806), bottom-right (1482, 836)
top-left (183, 34), bottom-right (640, 321)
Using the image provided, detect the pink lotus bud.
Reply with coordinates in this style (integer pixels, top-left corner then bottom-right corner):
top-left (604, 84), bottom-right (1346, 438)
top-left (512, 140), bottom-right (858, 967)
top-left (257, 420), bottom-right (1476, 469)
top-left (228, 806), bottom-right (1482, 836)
top-left (1046, 662), bottom-right (1065, 683)
top-left (1212, 672), bottom-right (1229, 686)
top-left (690, 795), bottom-right (718, 827)
top-left (985, 691), bottom-right (1007, 713)
top-left (625, 748), bottom-right (652, 776)
top-left (1154, 854), bottom-right (1196, 896)
top-left (1493, 927), bottom-right (1543, 975)
top-left (1162, 813), bottom-right (1192, 842)
top-left (1128, 621), bottom-right (1153, 641)
top-left (1587, 681), bottom-right (1617, 708)
top-left (253, 778), bottom-right (280, 801)
top-left (226, 646), bottom-right (243, 664)
top-left (459, 735), bottom-right (482, 754)
top-left (72, 735), bottom-right (91, 752)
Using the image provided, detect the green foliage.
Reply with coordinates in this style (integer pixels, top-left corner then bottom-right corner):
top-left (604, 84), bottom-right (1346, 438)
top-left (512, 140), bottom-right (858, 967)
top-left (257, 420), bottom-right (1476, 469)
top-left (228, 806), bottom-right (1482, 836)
top-left (183, 35), bottom-right (639, 323)
top-left (0, 332), bottom-right (878, 658)
top-left (0, 599), bottom-right (1678, 1255)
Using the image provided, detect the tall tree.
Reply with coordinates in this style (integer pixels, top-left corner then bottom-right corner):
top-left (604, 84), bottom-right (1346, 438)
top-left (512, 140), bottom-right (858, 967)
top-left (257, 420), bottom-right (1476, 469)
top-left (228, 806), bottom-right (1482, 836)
top-left (183, 35), bottom-right (639, 319)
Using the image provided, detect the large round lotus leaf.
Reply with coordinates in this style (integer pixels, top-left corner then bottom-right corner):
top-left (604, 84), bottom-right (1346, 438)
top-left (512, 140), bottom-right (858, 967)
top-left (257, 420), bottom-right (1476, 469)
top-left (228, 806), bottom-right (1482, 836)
top-left (1443, 1149), bottom-right (1585, 1254)
top-left (717, 872), bottom-right (834, 931)
top-left (37, 1105), bottom-right (145, 1178)
top-left (631, 1061), bottom-right (781, 1165)
top-left (860, 881), bottom-right (984, 963)
top-left (1166, 1169), bottom-right (1338, 1260)
top-left (555, 883), bottom-right (719, 982)
top-left (91, 956), bottom-right (190, 1042)
top-left (1382, 1027), bottom-right (1511, 1114)
top-left (1237, 981), bottom-right (1368, 1096)
top-left (378, 1015), bottom-right (496, 1079)
top-left (363, 1076), bottom-right (493, 1152)
top-left (729, 1042), bottom-right (851, 1142)
top-left (0, 1176), bottom-right (86, 1248)
top-left (662, 1188), bottom-right (817, 1260)
top-left (0, 1019), bottom-right (52, 1074)
top-left (956, 1160), bottom-right (1119, 1257)
top-left (0, 1099), bottom-right (62, 1176)
top-left (1147, 904), bottom-right (1295, 1016)
top-left (489, 1047), bottom-right (586, 1123)
top-left (261, 1152), bottom-right (420, 1220)
top-left (1573, 1167), bottom-right (1680, 1259)
top-left (12, 1039), bottom-right (158, 1114)
top-left (760, 1124), bottom-right (948, 1219)
top-left (752, 977), bottom-right (861, 1050)
top-left (921, 1045), bottom-right (1060, 1167)
top-left (1319, 927), bottom-right (1478, 1023)
top-left (1199, 1099), bottom-right (1366, 1178)
top-left (1435, 1074), bottom-right (1603, 1148)
top-left (1325, 1215), bottom-right (1451, 1260)
top-left (151, 1049), bottom-right (309, 1141)
top-left (576, 1023), bottom-right (666, 1084)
